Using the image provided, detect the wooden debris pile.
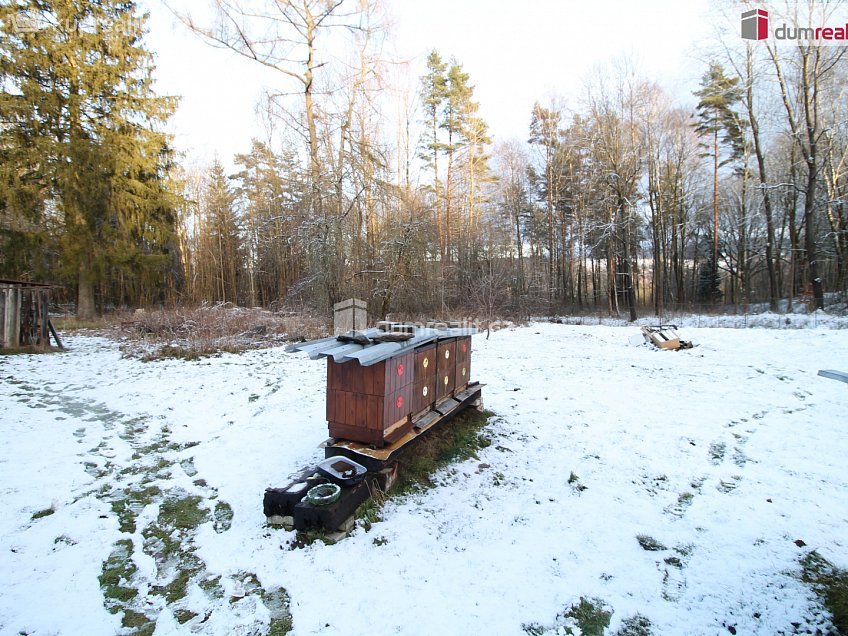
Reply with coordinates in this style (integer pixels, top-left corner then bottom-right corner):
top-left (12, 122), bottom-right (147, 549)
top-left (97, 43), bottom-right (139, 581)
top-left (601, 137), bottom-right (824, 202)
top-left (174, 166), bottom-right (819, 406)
top-left (640, 325), bottom-right (693, 351)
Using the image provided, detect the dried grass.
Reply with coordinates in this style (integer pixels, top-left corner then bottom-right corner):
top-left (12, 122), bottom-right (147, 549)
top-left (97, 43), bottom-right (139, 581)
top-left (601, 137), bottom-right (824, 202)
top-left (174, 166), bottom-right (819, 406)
top-left (111, 305), bottom-right (330, 361)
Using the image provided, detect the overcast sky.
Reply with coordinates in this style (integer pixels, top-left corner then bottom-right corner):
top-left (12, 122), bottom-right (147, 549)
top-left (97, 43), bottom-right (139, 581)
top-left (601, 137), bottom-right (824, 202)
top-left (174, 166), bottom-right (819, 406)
top-left (140, 0), bottom-right (719, 168)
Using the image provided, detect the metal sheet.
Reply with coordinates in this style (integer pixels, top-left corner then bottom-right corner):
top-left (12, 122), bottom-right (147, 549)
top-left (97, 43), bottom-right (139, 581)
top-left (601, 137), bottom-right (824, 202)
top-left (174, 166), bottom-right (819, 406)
top-left (316, 343), bottom-right (367, 361)
top-left (818, 369), bottom-right (848, 384)
top-left (289, 326), bottom-right (478, 366)
top-left (285, 337), bottom-right (336, 354)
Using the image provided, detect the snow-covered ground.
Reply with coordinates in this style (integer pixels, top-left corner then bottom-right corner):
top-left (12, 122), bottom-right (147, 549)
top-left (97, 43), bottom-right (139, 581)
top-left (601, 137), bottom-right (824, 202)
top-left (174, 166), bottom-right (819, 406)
top-left (1, 323), bottom-right (846, 635)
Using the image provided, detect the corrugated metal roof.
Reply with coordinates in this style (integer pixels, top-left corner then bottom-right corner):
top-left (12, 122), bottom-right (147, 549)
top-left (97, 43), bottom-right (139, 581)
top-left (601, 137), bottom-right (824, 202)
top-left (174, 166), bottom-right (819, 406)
top-left (287, 326), bottom-right (477, 366)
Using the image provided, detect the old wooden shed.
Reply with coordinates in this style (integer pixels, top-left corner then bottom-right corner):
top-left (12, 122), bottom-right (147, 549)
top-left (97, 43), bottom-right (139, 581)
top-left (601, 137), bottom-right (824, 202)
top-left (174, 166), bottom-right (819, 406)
top-left (0, 279), bottom-right (60, 349)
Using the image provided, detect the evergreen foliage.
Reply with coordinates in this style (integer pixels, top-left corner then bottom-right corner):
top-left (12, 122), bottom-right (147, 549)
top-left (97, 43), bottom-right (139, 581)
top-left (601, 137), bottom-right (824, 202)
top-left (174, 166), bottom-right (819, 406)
top-left (0, 0), bottom-right (180, 316)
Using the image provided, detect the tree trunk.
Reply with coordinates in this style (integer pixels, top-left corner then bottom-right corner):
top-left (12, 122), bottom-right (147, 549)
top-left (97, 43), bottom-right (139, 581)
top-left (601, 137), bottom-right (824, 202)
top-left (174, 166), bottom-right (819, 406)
top-left (744, 48), bottom-right (779, 311)
top-left (77, 258), bottom-right (96, 320)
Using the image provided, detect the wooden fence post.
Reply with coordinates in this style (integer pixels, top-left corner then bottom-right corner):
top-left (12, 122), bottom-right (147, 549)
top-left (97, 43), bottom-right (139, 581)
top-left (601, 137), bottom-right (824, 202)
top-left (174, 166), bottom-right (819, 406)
top-left (3, 285), bottom-right (21, 348)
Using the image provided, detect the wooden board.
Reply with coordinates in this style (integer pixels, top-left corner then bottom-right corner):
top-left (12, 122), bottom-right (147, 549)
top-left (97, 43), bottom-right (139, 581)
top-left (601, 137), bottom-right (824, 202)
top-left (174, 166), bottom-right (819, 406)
top-left (454, 336), bottom-right (471, 391)
top-left (436, 340), bottom-right (457, 400)
top-left (411, 343), bottom-right (437, 414)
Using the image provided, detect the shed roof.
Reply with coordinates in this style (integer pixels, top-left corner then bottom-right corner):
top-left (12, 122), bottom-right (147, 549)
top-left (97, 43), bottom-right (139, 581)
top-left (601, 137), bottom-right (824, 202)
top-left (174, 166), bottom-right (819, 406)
top-left (0, 278), bottom-right (55, 289)
top-left (287, 326), bottom-right (477, 366)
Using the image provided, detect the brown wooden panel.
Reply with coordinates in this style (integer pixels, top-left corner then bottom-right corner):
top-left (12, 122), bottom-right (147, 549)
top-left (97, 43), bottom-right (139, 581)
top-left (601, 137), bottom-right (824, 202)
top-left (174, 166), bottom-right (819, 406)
top-left (454, 356), bottom-right (471, 392)
top-left (364, 360), bottom-right (384, 396)
top-left (366, 394), bottom-right (382, 430)
top-left (328, 421), bottom-right (384, 446)
top-left (413, 344), bottom-right (436, 386)
top-left (327, 358), bottom-right (335, 390)
top-left (383, 417), bottom-right (413, 446)
top-left (454, 337), bottom-right (471, 391)
top-left (353, 392), bottom-right (366, 428)
top-left (343, 390), bottom-right (355, 425)
top-left (384, 351), bottom-right (414, 394)
top-left (411, 378), bottom-right (435, 414)
top-left (326, 388), bottom-right (337, 422)
top-left (382, 383), bottom-right (413, 431)
top-left (413, 344), bottom-right (437, 413)
top-left (436, 339), bottom-right (456, 400)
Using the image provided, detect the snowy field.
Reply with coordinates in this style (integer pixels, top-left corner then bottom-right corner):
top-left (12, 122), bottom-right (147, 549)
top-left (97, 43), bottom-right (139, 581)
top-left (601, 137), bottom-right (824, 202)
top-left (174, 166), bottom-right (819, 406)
top-left (1, 322), bottom-right (846, 635)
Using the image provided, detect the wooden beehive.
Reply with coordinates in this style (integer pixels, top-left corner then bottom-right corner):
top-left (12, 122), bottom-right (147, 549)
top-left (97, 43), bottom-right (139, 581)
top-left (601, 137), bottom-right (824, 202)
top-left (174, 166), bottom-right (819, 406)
top-left (411, 343), bottom-right (437, 416)
top-left (326, 350), bottom-right (415, 446)
top-left (323, 335), bottom-right (474, 447)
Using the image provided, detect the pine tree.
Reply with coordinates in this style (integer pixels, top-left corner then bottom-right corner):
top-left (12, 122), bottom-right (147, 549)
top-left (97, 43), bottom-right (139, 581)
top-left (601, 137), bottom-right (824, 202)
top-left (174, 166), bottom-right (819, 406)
top-left (0, 0), bottom-right (179, 317)
top-left (693, 61), bottom-right (744, 304)
top-left (419, 50), bottom-right (449, 260)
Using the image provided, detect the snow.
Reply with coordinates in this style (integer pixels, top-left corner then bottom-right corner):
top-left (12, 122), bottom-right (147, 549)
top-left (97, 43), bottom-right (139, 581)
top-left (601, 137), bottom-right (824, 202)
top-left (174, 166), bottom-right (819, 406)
top-left (1, 322), bottom-right (846, 635)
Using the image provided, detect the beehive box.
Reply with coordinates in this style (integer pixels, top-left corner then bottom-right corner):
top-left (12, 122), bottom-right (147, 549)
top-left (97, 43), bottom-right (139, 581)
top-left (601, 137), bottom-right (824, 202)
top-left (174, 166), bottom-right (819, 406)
top-left (435, 339), bottom-right (457, 401)
top-left (294, 330), bottom-right (476, 448)
top-left (454, 336), bottom-right (471, 392)
top-left (326, 350), bottom-right (415, 446)
top-left (411, 343), bottom-right (437, 416)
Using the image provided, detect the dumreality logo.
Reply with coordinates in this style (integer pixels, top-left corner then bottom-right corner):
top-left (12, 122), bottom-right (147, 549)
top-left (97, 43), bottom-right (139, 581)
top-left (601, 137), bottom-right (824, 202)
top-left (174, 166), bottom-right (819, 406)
top-left (740, 6), bottom-right (848, 42)
top-left (741, 8), bottom-right (769, 40)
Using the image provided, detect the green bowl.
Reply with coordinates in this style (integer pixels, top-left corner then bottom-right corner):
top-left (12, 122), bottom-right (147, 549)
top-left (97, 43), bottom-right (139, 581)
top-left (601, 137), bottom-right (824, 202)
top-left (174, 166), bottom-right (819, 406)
top-left (306, 483), bottom-right (341, 506)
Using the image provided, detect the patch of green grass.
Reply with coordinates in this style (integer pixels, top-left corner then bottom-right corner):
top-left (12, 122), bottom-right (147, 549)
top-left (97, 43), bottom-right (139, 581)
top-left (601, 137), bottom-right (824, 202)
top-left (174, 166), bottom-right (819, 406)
top-left (801, 551), bottom-right (848, 633)
top-left (355, 498), bottom-right (383, 531)
top-left (563, 597), bottom-right (612, 636)
top-left (292, 528), bottom-right (328, 548)
top-left (708, 441), bottom-right (726, 464)
top-left (199, 575), bottom-right (225, 600)
top-left (159, 554), bottom-right (203, 603)
top-left (637, 535), bottom-right (667, 552)
top-left (523, 597), bottom-right (613, 635)
top-left (213, 501), bottom-right (233, 534)
top-left (615, 614), bottom-right (653, 636)
top-left (141, 523), bottom-right (181, 563)
top-left (395, 408), bottom-right (493, 494)
top-left (173, 609), bottom-right (198, 625)
top-left (31, 506), bottom-right (55, 521)
top-left (262, 586), bottom-right (293, 635)
top-left (568, 472), bottom-right (588, 492)
top-left (121, 609), bottom-right (154, 634)
top-left (110, 485), bottom-right (162, 534)
top-left (99, 539), bottom-right (139, 610)
top-left (158, 494), bottom-right (208, 530)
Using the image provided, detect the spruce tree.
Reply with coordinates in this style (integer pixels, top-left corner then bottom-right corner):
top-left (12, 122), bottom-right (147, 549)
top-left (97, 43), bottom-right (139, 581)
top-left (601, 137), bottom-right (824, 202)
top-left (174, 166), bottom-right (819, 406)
top-left (0, 0), bottom-right (179, 317)
top-left (201, 160), bottom-right (243, 305)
